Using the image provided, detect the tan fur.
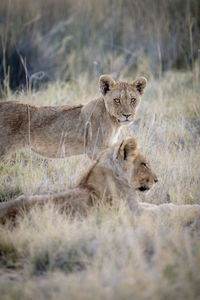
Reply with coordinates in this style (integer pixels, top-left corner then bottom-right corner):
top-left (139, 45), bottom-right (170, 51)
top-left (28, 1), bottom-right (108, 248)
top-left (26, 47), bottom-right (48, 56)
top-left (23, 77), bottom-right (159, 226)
top-left (139, 202), bottom-right (200, 229)
top-left (0, 75), bottom-right (147, 161)
top-left (0, 138), bottom-right (158, 223)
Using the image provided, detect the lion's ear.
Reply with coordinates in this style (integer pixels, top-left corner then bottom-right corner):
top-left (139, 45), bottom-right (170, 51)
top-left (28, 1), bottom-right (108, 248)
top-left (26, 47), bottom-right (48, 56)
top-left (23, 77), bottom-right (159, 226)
top-left (132, 77), bottom-right (147, 95)
top-left (119, 138), bottom-right (138, 161)
top-left (99, 75), bottom-right (116, 95)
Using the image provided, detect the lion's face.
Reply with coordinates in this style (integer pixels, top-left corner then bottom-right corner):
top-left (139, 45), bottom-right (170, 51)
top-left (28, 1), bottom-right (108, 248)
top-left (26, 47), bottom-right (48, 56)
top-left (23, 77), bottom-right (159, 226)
top-left (131, 152), bottom-right (158, 192)
top-left (113, 138), bottom-right (158, 193)
top-left (99, 75), bottom-right (147, 124)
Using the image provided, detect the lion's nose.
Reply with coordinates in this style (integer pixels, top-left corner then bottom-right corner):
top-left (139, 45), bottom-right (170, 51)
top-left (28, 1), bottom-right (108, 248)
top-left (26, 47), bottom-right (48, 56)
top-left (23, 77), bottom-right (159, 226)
top-left (122, 113), bottom-right (131, 119)
top-left (154, 178), bottom-right (158, 183)
top-left (139, 185), bottom-right (149, 192)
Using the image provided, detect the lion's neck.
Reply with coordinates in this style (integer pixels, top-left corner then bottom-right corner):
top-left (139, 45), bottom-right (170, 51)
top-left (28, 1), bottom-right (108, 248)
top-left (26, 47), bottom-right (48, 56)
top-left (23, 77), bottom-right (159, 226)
top-left (78, 163), bottom-right (131, 203)
top-left (83, 97), bottom-right (120, 133)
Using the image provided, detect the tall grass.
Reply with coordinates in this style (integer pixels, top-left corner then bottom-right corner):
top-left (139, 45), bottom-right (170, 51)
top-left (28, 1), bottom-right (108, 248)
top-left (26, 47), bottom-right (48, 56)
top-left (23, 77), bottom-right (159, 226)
top-left (0, 71), bottom-right (200, 298)
top-left (0, 0), bottom-right (200, 91)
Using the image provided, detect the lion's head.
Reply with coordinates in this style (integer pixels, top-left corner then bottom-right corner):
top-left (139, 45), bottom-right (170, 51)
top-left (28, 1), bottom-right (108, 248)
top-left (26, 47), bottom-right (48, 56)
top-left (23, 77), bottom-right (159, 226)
top-left (99, 75), bottom-right (147, 124)
top-left (99, 137), bottom-right (158, 193)
top-left (119, 138), bottom-right (158, 192)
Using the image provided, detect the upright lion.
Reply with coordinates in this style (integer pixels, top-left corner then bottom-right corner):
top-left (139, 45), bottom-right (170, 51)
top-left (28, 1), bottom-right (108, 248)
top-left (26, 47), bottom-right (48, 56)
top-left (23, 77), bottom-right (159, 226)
top-left (0, 138), bottom-right (158, 222)
top-left (0, 75), bottom-right (147, 161)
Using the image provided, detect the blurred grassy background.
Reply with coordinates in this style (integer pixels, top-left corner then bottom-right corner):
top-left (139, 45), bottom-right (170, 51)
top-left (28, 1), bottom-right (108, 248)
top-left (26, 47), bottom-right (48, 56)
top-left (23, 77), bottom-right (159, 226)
top-left (0, 0), bottom-right (200, 92)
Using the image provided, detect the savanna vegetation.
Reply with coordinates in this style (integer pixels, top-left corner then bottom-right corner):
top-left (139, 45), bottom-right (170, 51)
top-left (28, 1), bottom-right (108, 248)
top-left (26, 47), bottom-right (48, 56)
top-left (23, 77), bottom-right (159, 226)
top-left (0, 0), bottom-right (200, 299)
top-left (0, 0), bottom-right (200, 91)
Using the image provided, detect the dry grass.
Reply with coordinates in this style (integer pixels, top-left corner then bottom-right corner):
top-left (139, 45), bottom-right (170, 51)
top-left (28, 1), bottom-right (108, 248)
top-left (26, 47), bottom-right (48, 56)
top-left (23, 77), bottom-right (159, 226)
top-left (0, 71), bottom-right (200, 299)
top-left (0, 0), bottom-right (199, 91)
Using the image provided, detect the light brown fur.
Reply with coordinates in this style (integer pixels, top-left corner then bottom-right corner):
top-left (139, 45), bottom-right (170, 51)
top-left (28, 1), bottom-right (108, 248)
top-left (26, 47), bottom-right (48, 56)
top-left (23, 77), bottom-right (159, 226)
top-left (0, 138), bottom-right (158, 223)
top-left (139, 202), bottom-right (200, 230)
top-left (0, 75), bottom-right (147, 161)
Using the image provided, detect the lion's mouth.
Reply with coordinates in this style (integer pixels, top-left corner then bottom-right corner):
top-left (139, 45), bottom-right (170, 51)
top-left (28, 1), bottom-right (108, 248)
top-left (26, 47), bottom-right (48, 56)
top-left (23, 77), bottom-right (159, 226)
top-left (118, 119), bottom-right (132, 124)
top-left (138, 186), bottom-right (150, 192)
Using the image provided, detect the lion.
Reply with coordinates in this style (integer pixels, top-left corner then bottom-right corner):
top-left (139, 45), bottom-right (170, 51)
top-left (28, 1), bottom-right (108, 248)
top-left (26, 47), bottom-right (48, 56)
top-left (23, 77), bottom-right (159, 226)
top-left (0, 75), bottom-right (147, 161)
top-left (0, 137), bottom-right (158, 222)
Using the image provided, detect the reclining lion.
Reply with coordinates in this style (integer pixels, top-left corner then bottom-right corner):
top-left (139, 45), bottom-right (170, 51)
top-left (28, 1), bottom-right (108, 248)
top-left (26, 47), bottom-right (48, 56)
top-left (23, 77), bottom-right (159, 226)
top-left (0, 138), bottom-right (158, 222)
top-left (1, 137), bottom-right (199, 225)
top-left (0, 75), bottom-right (147, 161)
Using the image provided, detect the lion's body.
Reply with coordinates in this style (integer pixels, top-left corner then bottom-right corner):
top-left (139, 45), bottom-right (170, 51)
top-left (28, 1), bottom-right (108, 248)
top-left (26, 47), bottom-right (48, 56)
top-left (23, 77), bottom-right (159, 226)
top-left (0, 99), bottom-right (117, 160)
top-left (0, 138), bottom-right (158, 222)
top-left (0, 75), bottom-right (147, 161)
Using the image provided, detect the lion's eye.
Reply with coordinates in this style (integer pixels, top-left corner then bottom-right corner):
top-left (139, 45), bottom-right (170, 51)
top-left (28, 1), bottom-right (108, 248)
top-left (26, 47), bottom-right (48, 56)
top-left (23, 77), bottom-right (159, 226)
top-left (114, 98), bottom-right (121, 104)
top-left (141, 162), bottom-right (147, 167)
top-left (131, 98), bottom-right (136, 105)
